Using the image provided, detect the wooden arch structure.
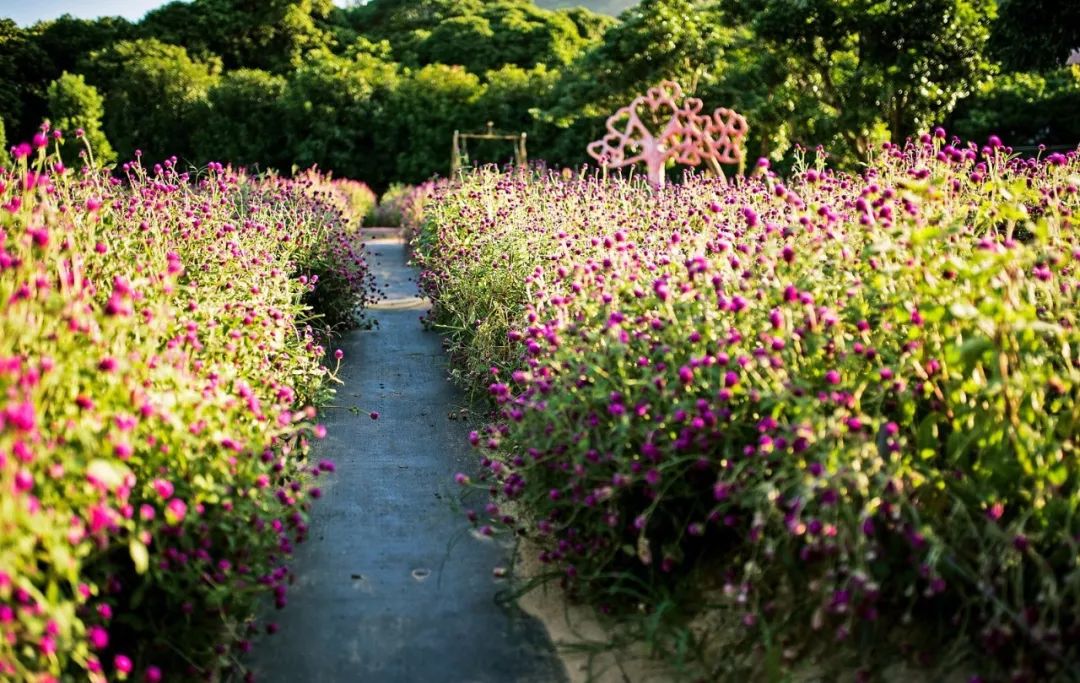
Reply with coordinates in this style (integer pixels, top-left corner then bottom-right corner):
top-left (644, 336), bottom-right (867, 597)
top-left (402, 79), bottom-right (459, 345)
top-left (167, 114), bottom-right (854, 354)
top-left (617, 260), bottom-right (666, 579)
top-left (451, 122), bottom-right (528, 176)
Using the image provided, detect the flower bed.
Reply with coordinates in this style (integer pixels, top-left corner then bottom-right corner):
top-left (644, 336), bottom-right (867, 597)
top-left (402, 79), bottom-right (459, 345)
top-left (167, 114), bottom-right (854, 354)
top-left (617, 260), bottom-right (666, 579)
top-left (418, 137), bottom-right (1080, 679)
top-left (0, 130), bottom-right (375, 681)
top-left (366, 182), bottom-right (436, 234)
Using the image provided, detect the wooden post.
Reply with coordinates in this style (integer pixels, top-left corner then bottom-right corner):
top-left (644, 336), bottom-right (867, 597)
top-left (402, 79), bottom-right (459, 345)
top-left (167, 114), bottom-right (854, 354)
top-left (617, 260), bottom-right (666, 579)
top-left (451, 130), bottom-right (461, 177)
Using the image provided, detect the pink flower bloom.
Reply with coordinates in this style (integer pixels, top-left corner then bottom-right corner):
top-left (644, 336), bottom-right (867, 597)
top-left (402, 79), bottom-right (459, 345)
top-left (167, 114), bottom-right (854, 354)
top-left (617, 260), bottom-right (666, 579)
top-left (4, 402), bottom-right (36, 432)
top-left (14, 469), bottom-right (33, 493)
top-left (165, 498), bottom-right (187, 525)
top-left (152, 479), bottom-right (174, 499)
top-left (114, 654), bottom-right (133, 674)
top-left (88, 625), bottom-right (109, 650)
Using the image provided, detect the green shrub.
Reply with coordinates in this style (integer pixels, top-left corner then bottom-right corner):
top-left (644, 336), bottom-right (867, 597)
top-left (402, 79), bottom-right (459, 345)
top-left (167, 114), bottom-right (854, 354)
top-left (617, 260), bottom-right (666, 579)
top-left (46, 71), bottom-right (116, 166)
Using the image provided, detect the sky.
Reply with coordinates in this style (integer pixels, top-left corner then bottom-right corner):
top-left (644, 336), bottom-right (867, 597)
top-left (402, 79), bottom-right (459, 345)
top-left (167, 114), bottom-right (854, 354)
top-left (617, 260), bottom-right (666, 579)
top-left (0, 1), bottom-right (351, 27)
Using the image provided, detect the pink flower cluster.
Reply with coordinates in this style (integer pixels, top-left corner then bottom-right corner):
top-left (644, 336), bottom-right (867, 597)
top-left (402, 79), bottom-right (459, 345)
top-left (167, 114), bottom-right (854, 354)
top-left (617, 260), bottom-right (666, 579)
top-left (1, 128), bottom-right (375, 681)
top-left (423, 136), bottom-right (1080, 678)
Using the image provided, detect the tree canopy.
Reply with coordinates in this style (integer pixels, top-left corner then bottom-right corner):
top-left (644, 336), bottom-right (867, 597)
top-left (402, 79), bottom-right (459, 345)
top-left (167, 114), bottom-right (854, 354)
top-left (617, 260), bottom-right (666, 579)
top-left (1, 0), bottom-right (1075, 185)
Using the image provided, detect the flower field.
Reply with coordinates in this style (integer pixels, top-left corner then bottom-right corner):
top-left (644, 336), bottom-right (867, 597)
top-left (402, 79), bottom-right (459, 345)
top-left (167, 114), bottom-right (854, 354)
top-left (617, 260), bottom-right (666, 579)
top-left (0, 130), bottom-right (375, 681)
top-left (419, 137), bottom-right (1080, 678)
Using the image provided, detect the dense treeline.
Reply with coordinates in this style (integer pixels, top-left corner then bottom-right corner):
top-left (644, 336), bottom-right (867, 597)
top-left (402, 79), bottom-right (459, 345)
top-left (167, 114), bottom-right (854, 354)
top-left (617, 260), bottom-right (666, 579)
top-left (0, 0), bottom-right (1077, 188)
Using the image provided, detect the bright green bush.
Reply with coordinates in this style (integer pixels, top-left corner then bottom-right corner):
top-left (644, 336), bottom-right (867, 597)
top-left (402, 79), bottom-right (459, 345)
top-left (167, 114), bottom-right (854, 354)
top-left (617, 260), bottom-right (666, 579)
top-left (45, 71), bottom-right (116, 166)
top-left (332, 178), bottom-right (379, 226)
top-left (83, 38), bottom-right (220, 163)
top-left (420, 140), bottom-right (1080, 678)
top-left (0, 134), bottom-right (374, 681)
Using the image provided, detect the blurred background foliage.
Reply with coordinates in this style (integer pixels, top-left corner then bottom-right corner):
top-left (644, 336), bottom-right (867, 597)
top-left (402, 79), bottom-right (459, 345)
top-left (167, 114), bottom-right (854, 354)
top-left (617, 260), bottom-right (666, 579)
top-left (0, 0), bottom-right (1077, 188)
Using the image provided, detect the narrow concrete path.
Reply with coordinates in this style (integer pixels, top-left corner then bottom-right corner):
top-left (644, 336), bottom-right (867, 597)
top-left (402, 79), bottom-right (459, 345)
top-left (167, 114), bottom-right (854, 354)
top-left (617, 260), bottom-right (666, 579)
top-left (250, 230), bottom-right (567, 682)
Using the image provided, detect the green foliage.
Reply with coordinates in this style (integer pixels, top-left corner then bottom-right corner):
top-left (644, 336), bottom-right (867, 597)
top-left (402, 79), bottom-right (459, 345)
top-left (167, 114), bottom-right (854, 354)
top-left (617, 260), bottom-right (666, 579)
top-left (475, 3), bottom-right (589, 69)
top-left (356, 0), bottom-right (597, 74)
top-left (0, 117), bottom-right (8, 167)
top-left (84, 39), bottom-right (219, 162)
top-left (476, 65), bottom-right (559, 157)
top-left (280, 49), bottom-right (399, 186)
top-left (140, 0), bottom-right (334, 72)
top-left (412, 15), bottom-right (497, 72)
top-left (4, 0), bottom-right (1074, 184)
top-left (46, 71), bottom-right (116, 166)
top-left (990, 0), bottom-right (1080, 72)
top-left (384, 64), bottom-right (484, 183)
top-left (558, 7), bottom-right (618, 41)
top-left (194, 68), bottom-right (289, 168)
top-left (0, 19), bottom-right (53, 141)
top-left (736, 0), bottom-right (996, 157)
top-left (343, 0), bottom-right (478, 43)
top-left (536, 0), bottom-right (639, 15)
top-left (541, 0), bottom-right (741, 165)
top-left (31, 15), bottom-right (135, 76)
top-left (550, 0), bottom-right (722, 117)
top-left (950, 68), bottom-right (1080, 147)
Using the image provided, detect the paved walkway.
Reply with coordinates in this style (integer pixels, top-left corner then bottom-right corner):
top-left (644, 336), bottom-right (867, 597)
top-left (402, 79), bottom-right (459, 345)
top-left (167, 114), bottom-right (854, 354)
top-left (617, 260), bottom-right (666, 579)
top-left (250, 230), bottom-right (567, 682)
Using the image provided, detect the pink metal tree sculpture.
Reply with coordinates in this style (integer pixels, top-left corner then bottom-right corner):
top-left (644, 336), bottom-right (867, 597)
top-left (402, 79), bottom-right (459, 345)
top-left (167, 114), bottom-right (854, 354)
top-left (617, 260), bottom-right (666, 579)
top-left (587, 81), bottom-right (749, 187)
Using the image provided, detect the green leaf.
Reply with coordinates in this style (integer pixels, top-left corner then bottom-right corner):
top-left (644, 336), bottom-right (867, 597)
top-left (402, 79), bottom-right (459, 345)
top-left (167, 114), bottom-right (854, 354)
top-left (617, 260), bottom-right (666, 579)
top-left (130, 539), bottom-right (149, 575)
top-left (1047, 464), bottom-right (1069, 487)
top-left (949, 302), bottom-right (979, 319)
top-left (959, 336), bottom-right (994, 365)
top-left (87, 460), bottom-right (130, 490)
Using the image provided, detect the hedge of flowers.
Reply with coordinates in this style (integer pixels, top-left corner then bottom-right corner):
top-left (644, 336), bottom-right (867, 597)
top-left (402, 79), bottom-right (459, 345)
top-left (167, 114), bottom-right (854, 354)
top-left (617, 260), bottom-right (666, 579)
top-left (323, 177), bottom-right (378, 230)
top-left (366, 182), bottom-right (435, 232)
top-left (418, 137), bottom-right (1080, 679)
top-left (1, 128), bottom-right (376, 682)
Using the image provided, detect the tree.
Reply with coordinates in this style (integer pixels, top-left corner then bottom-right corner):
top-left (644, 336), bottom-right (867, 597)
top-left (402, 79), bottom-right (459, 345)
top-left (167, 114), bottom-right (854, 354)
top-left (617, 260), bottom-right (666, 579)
top-left (413, 15), bottom-right (497, 72)
top-left (381, 64), bottom-right (485, 183)
top-left (535, 0), bottom-right (639, 15)
top-left (0, 19), bottom-right (53, 141)
top-left (551, 0), bottom-right (724, 114)
top-left (343, 0), bottom-right (480, 42)
top-left (360, 1), bottom-right (598, 73)
top-left (990, 0), bottom-right (1080, 72)
top-left (46, 72), bottom-right (116, 166)
top-left (559, 7), bottom-right (617, 42)
top-left (949, 68), bottom-right (1080, 147)
top-left (475, 64), bottom-right (561, 166)
top-left (140, 0), bottom-right (334, 72)
top-left (0, 117), bottom-right (9, 168)
top-left (481, 3), bottom-right (588, 69)
top-left (84, 39), bottom-right (220, 162)
top-left (194, 69), bottom-right (289, 169)
top-left (31, 15), bottom-right (135, 77)
top-left (542, 0), bottom-right (737, 165)
top-left (280, 50), bottom-right (400, 186)
top-left (736, 0), bottom-right (996, 152)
